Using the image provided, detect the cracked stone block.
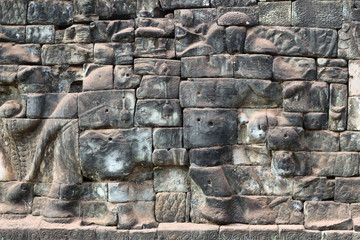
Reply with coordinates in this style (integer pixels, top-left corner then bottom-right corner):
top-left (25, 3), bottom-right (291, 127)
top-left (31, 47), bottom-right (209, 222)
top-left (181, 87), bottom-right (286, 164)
top-left (0, 25), bottom-right (25, 43)
top-left (273, 57), bottom-right (316, 81)
top-left (340, 131), bottom-right (360, 151)
top-left (293, 177), bottom-right (334, 201)
top-left (27, 0), bottom-right (73, 25)
top-left (114, 65), bottom-right (141, 89)
top-left (232, 145), bottom-right (271, 166)
top-left (234, 54), bottom-right (272, 79)
top-left (283, 81), bottom-right (329, 112)
top-left (79, 128), bottom-right (152, 181)
top-left (26, 25), bottom-right (55, 44)
top-left (152, 149), bottom-right (188, 166)
top-left (335, 177), bottom-right (360, 203)
top-left (348, 97), bottom-right (360, 130)
top-left (0, 0), bottom-right (27, 24)
top-left (189, 146), bottom-right (232, 167)
top-left (217, 7), bottom-right (259, 26)
top-left (108, 181), bottom-right (154, 203)
top-left (183, 108), bottom-right (237, 148)
top-left (137, 76), bottom-right (180, 99)
top-left (174, 9), bottom-right (225, 57)
top-left (134, 38), bottom-right (175, 59)
top-left (78, 90), bottom-right (135, 129)
top-left (0, 43), bottom-right (41, 64)
top-left (259, 2), bottom-right (291, 26)
top-left (135, 100), bottom-right (182, 127)
top-left (154, 168), bottom-right (189, 192)
top-left (117, 201), bottom-right (157, 230)
top-left (42, 44), bottom-right (93, 65)
top-left (304, 113), bottom-right (328, 130)
top-left (245, 26), bottom-right (337, 58)
top-left (304, 201), bottom-right (352, 230)
top-left (153, 128), bottom-right (182, 149)
top-left (225, 26), bottom-right (246, 54)
top-left (292, 0), bottom-right (343, 28)
top-left (134, 58), bottom-right (180, 76)
top-left (311, 152), bottom-right (359, 177)
top-left (155, 192), bottom-right (186, 222)
top-left (81, 201), bottom-right (117, 226)
top-left (82, 64), bottom-right (113, 91)
top-left (94, 43), bottom-right (133, 65)
top-left (329, 84), bottom-right (347, 131)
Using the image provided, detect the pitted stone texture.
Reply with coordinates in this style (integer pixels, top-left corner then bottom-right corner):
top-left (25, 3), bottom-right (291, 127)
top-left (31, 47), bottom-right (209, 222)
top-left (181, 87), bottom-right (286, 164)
top-left (134, 58), bottom-right (180, 76)
top-left (0, 43), bottom-right (41, 64)
top-left (27, 1), bottom-right (73, 25)
top-left (259, 2), bottom-right (291, 26)
top-left (154, 167), bottom-right (189, 192)
top-left (304, 201), bottom-right (352, 230)
top-left (79, 128), bottom-right (152, 181)
top-left (0, 26), bottom-right (25, 43)
top-left (135, 100), bottom-right (182, 127)
top-left (83, 64), bottom-right (113, 91)
top-left (211, 0), bottom-right (257, 7)
top-left (245, 26), bottom-right (338, 58)
top-left (217, 7), bottom-right (259, 26)
top-left (174, 9), bottom-right (225, 57)
top-left (94, 43), bottom-right (133, 65)
top-left (340, 131), bottom-right (360, 151)
top-left (114, 65), bottom-right (141, 89)
top-left (283, 81), bottom-right (329, 112)
top-left (135, 17), bottom-right (174, 38)
top-left (183, 108), bottom-right (237, 148)
top-left (293, 177), bottom-right (334, 201)
top-left (78, 90), bottom-right (135, 129)
top-left (335, 177), bottom-right (360, 203)
top-left (0, 0), bottom-right (27, 24)
top-left (234, 54), bottom-right (272, 79)
top-left (158, 223), bottom-right (219, 240)
top-left (137, 76), bottom-right (180, 99)
top-left (134, 38), bottom-right (175, 59)
top-left (108, 181), bottom-right (154, 202)
top-left (160, 0), bottom-right (209, 9)
top-left (225, 26), bottom-right (246, 54)
top-left (42, 44), bottom-right (93, 65)
top-left (155, 192), bottom-right (186, 222)
top-left (153, 128), bottom-right (182, 149)
top-left (273, 57), bottom-right (316, 81)
top-left (26, 25), bottom-right (55, 44)
top-left (180, 79), bottom-right (282, 108)
top-left (181, 55), bottom-right (233, 78)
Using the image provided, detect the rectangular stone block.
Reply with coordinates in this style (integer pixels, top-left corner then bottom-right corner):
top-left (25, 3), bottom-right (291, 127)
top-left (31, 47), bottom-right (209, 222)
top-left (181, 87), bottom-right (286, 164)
top-left (311, 152), bottom-right (359, 177)
top-left (335, 177), bottom-right (360, 203)
top-left (234, 54), bottom-right (272, 79)
top-left (190, 146), bottom-right (232, 167)
top-left (340, 131), bottom-right (360, 151)
top-left (114, 65), bottom-right (141, 89)
top-left (137, 76), bottom-right (180, 99)
top-left (0, 65), bottom-right (18, 85)
top-left (211, 0), bottom-right (257, 7)
top-left (97, 0), bottom-right (136, 18)
top-left (339, 22), bottom-right (360, 59)
top-left (89, 20), bottom-right (134, 42)
top-left (83, 64), bottom-right (113, 91)
top-left (27, 0), bottom-right (73, 25)
top-left (273, 57), bottom-right (316, 81)
top-left (158, 223), bottom-right (219, 239)
top-left (181, 55), bottom-right (233, 78)
top-left (135, 100), bottom-right (182, 127)
top-left (117, 201), bottom-right (156, 229)
top-left (155, 192), bottom-right (186, 222)
top-left (317, 67), bottom-right (348, 84)
top-left (349, 60), bottom-right (360, 96)
top-left (81, 201), bottom-right (117, 226)
top-left (329, 84), bottom-right (347, 131)
top-left (134, 58), bottom-right (180, 76)
top-left (272, 151), bottom-right (309, 176)
top-left (159, 0), bottom-right (209, 9)
top-left (278, 225), bottom-right (321, 240)
top-left (78, 90), bottom-right (135, 129)
top-left (154, 168), bottom-right (189, 192)
top-left (0, 43), bottom-right (41, 64)
top-left (217, 7), bottom-right (259, 26)
top-left (0, 0), bottom-right (27, 24)
top-left (83, 183), bottom-right (107, 201)
top-left (183, 108), bottom-right (237, 148)
top-left (304, 113), bottom-right (328, 130)
top-left (283, 81), bottom-right (329, 112)
top-left (304, 201), bottom-right (352, 230)
top-left (42, 44), bottom-right (93, 65)
top-left (259, 2), bottom-right (291, 26)
top-left (108, 181), bottom-right (155, 203)
top-left (245, 26), bottom-right (337, 58)
top-left (225, 26), bottom-right (246, 54)
top-left (348, 97), bottom-right (360, 130)
top-left (180, 79), bottom-right (282, 108)
top-left (94, 43), bottom-right (133, 65)
top-left (233, 144), bottom-right (271, 166)
top-left (0, 25), bottom-right (25, 43)
top-left (303, 131), bottom-right (339, 152)
top-left (26, 25), bottom-right (55, 44)
top-left (293, 177), bottom-right (334, 201)
top-left (219, 225), bottom-right (249, 240)
top-left (153, 149), bottom-right (188, 166)
top-left (153, 128), bottom-right (182, 149)
top-left (136, 17), bottom-right (174, 38)
top-left (267, 127), bottom-right (304, 151)
top-left (62, 25), bottom-right (91, 43)
top-left (134, 38), bottom-right (175, 59)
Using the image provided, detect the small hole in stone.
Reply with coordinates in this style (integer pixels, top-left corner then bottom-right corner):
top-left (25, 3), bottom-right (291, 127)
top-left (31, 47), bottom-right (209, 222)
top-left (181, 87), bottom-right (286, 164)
top-left (284, 133), bottom-right (288, 138)
top-left (209, 121), bottom-right (214, 127)
top-left (108, 137), bottom-right (113, 141)
top-left (197, 92), bottom-right (201, 95)
top-left (126, 73), bottom-right (130, 77)
top-left (105, 109), bottom-right (109, 113)
top-left (207, 180), bottom-right (212, 185)
top-left (197, 118), bottom-right (201, 122)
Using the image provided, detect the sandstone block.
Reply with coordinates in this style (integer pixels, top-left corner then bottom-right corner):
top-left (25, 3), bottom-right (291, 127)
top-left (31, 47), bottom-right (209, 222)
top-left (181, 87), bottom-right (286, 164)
top-left (0, 43), bottom-right (41, 64)
top-left (317, 66), bottom-right (348, 84)
top-left (219, 225), bottom-right (249, 240)
top-left (217, 7), bottom-right (259, 26)
top-left (114, 65), bottom-right (141, 89)
top-left (0, 25), bottom-right (25, 43)
top-left (108, 181), bottom-right (154, 202)
top-left (90, 20), bottom-right (135, 42)
top-left (83, 64), bottom-right (113, 91)
top-left (136, 17), bottom-right (174, 38)
top-left (134, 58), bottom-right (180, 76)
top-left (42, 44), bottom-right (93, 65)
top-left (27, 0), bottom-right (73, 25)
top-left (293, 177), bottom-right (334, 201)
top-left (159, 0), bottom-right (209, 9)
top-left (304, 113), bottom-right (328, 130)
top-left (0, 0), bottom-right (27, 24)
top-left (63, 25), bottom-right (91, 43)
top-left (340, 132), bottom-right (360, 151)
top-left (155, 192), bottom-right (186, 222)
top-left (81, 201), bottom-right (117, 226)
top-left (234, 54), bottom-right (272, 79)
top-left (211, 0), bottom-right (257, 7)
top-left (83, 183), bottom-right (107, 201)
top-left (348, 97), bottom-right (360, 130)
top-left (117, 201), bottom-right (157, 229)
top-left (335, 177), bottom-right (360, 203)
top-left (329, 84), bottom-right (347, 131)
top-left (154, 167), bottom-right (189, 192)
top-left (134, 38), bottom-right (174, 59)
top-left (267, 127), bottom-right (304, 151)
top-left (272, 151), bottom-right (309, 176)
top-left (94, 43), bottom-right (133, 65)
top-left (232, 144), bottom-right (271, 165)
top-left (259, 2), bottom-right (291, 26)
top-left (339, 22), bottom-right (360, 59)
top-left (273, 57), bottom-right (316, 81)
top-left (303, 131), bottom-right (339, 151)
top-left (189, 146), bottom-right (232, 167)
top-left (157, 223), bottom-right (219, 240)
top-left (153, 128), bottom-right (182, 149)
top-left (349, 60), bottom-right (360, 96)
top-left (225, 26), bottom-right (246, 54)
top-left (0, 65), bottom-right (18, 85)
top-left (137, 76), bottom-right (180, 99)
top-left (152, 149), bottom-right (188, 166)
top-left (26, 25), bottom-right (55, 44)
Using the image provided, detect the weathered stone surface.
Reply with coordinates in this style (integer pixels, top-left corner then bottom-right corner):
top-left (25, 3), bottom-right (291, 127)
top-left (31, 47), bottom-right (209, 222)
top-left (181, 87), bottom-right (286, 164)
top-left (152, 149), bottom-right (188, 166)
top-left (26, 93), bottom-right (78, 119)
top-left (317, 66), bottom-right (348, 84)
top-left (211, 0), bottom-right (257, 7)
top-left (349, 60), bottom-right (360, 96)
top-left (303, 131), bottom-right (339, 151)
top-left (42, 44), bottom-right (93, 65)
top-left (63, 25), bottom-right (91, 43)
top-left (283, 81), bottom-right (329, 112)
top-left (134, 58), bottom-right (180, 76)
top-left (153, 128), bottom-right (182, 149)
top-left (249, 225), bottom-right (279, 239)
top-left (0, 43), bottom-right (41, 64)
top-left (27, 1), bottom-right (73, 25)
top-left (190, 146), bottom-right (231, 167)
top-left (155, 192), bottom-right (186, 222)
top-left (259, 2), bottom-right (291, 26)
top-left (181, 55), bottom-right (233, 78)
top-left (154, 168), bottom-right (189, 192)
top-left (304, 113), bottom-right (328, 130)
top-left (81, 201), bottom-right (117, 226)
top-left (0, 65), bottom-right (18, 85)
top-left (217, 7), bottom-right (259, 26)
top-left (108, 181), bottom-right (154, 202)
top-left (329, 84), bottom-right (347, 131)
top-left (304, 201), bottom-right (352, 230)
top-left (272, 151), bottom-right (309, 176)
top-left (273, 57), bottom-right (316, 81)
top-left (279, 225), bottom-right (321, 240)
top-left (83, 183), bottom-right (107, 201)
top-left (136, 17), bottom-right (174, 38)
top-left (90, 20), bottom-right (135, 42)
top-left (134, 38), bottom-right (174, 58)
top-left (234, 54), bottom-right (272, 79)
top-left (225, 26), bottom-right (246, 54)
top-left (94, 43), bottom-right (133, 65)
top-left (232, 144), bottom-right (271, 165)
top-left (267, 127), bottom-right (304, 151)
top-left (51, 65), bottom-right (83, 93)
top-left (183, 109), bottom-right (237, 148)
top-left (137, 76), bottom-right (180, 99)
top-left (0, 0), bottom-right (27, 24)
top-left (26, 25), bottom-right (55, 44)
top-left (157, 223), bottom-right (219, 239)
top-left (117, 201), bottom-right (157, 229)
top-left (79, 128), bottom-right (152, 181)
top-left (97, 0), bottom-right (136, 18)
top-left (83, 64), bottom-right (113, 91)
top-left (0, 25), bottom-right (25, 43)
top-left (219, 225), bottom-right (249, 240)
top-left (174, 9), bottom-right (225, 57)
top-left (135, 100), bottom-right (182, 127)
top-left (292, 0), bottom-right (343, 28)
top-left (338, 22), bottom-right (360, 59)
top-left (160, 0), bottom-right (209, 9)
top-left (311, 152), bottom-right (359, 177)
top-left (340, 131), bottom-right (360, 151)
top-left (129, 229), bottom-right (157, 240)
top-left (245, 26), bottom-right (338, 58)
top-left (293, 177), bottom-right (334, 201)
top-left (114, 65), bottom-right (141, 89)
top-left (78, 90), bottom-right (135, 129)
top-left (335, 177), bottom-right (360, 203)
top-left (348, 97), bottom-right (360, 130)
top-left (180, 79), bottom-right (282, 108)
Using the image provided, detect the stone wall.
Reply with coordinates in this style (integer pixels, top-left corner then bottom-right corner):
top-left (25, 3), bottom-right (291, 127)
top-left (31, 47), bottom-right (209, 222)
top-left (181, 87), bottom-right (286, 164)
top-left (0, 0), bottom-right (360, 239)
